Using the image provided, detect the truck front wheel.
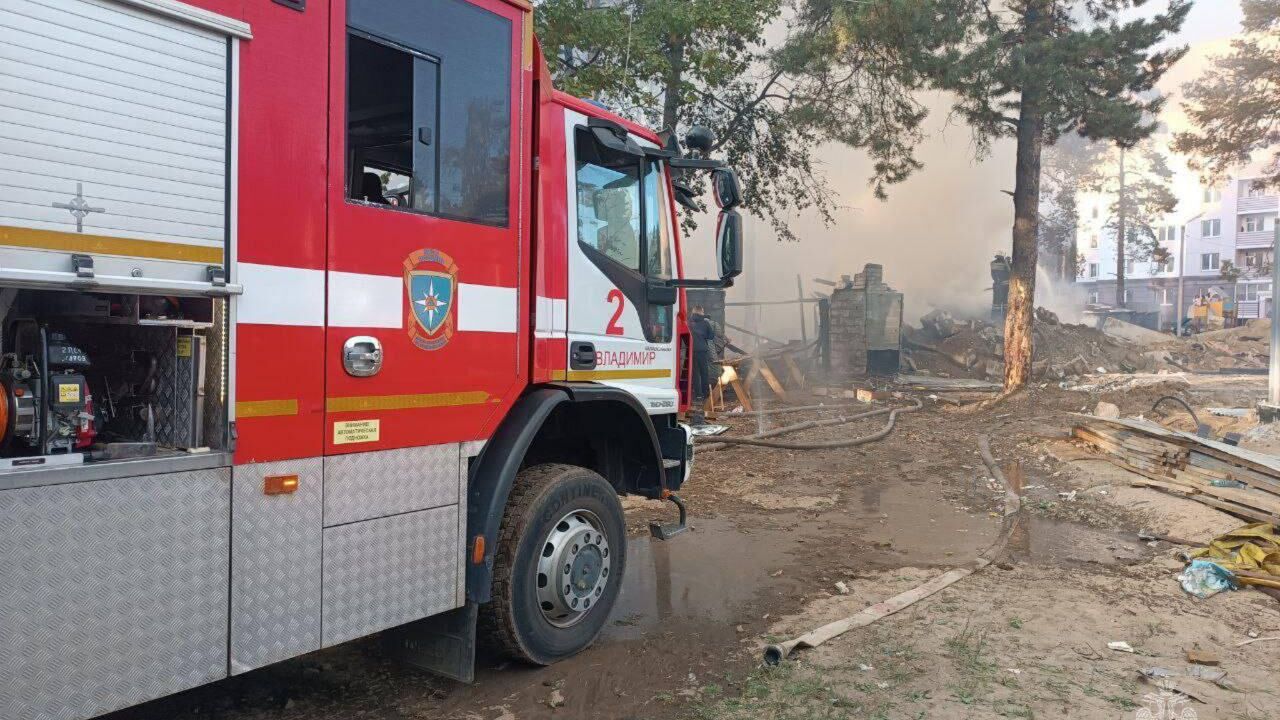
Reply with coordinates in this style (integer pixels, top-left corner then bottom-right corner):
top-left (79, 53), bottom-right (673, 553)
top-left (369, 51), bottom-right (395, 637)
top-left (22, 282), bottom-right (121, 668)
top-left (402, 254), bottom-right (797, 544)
top-left (482, 463), bottom-right (627, 665)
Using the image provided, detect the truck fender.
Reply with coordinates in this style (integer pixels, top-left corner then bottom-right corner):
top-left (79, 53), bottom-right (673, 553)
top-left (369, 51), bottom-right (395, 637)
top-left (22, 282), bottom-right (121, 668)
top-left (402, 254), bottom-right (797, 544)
top-left (465, 384), bottom-right (665, 603)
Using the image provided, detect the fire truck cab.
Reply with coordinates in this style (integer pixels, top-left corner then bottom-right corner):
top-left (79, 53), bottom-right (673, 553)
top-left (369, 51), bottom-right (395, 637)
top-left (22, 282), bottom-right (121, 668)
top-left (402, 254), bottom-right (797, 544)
top-left (0, 1), bottom-right (744, 718)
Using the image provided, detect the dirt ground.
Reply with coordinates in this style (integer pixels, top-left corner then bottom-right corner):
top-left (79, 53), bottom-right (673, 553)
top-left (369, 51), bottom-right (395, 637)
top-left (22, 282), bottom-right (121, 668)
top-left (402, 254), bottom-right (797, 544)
top-left (102, 372), bottom-right (1280, 720)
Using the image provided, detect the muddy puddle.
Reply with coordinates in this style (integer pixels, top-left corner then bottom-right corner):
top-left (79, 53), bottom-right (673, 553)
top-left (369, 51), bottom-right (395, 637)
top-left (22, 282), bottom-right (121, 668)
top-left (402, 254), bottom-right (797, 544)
top-left (604, 517), bottom-right (793, 640)
top-left (847, 479), bottom-right (999, 566)
top-left (1010, 516), bottom-right (1150, 567)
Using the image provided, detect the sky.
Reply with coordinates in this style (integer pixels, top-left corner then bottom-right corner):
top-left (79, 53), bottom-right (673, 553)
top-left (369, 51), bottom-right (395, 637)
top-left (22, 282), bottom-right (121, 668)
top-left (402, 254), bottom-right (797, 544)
top-left (717, 0), bottom-right (1248, 340)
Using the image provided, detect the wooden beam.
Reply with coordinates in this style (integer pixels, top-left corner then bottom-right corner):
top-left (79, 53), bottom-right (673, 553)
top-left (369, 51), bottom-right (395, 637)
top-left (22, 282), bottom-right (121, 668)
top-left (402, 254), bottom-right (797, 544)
top-left (783, 353), bottom-right (807, 389)
top-left (729, 378), bottom-right (753, 412)
top-left (757, 361), bottom-right (790, 401)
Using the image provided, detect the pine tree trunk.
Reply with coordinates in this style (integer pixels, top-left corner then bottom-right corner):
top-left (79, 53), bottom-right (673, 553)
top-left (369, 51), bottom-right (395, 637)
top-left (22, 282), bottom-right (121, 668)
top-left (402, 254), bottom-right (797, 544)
top-left (1004, 0), bottom-right (1050, 392)
top-left (1115, 146), bottom-right (1127, 307)
top-left (1005, 93), bottom-right (1045, 391)
top-left (661, 38), bottom-right (686, 135)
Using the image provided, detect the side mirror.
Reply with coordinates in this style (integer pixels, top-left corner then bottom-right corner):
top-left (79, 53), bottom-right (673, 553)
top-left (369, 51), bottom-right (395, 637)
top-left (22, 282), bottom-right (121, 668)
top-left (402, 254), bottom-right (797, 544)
top-left (685, 125), bottom-right (715, 154)
top-left (712, 168), bottom-right (742, 210)
top-left (716, 210), bottom-right (744, 281)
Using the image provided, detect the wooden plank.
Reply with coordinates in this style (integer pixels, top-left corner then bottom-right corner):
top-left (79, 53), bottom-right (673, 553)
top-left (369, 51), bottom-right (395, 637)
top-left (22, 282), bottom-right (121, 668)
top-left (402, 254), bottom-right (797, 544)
top-left (782, 353), bottom-right (807, 389)
top-left (729, 378), bottom-right (753, 412)
top-left (1188, 453), bottom-right (1280, 497)
top-left (1074, 413), bottom-right (1280, 479)
top-left (1134, 472), bottom-right (1280, 516)
top-left (1129, 478), bottom-right (1280, 524)
top-left (757, 361), bottom-right (790, 401)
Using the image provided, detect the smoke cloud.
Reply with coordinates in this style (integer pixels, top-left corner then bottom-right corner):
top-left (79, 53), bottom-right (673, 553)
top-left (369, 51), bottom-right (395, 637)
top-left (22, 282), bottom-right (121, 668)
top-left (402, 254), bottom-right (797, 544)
top-left (710, 1), bottom-right (1244, 342)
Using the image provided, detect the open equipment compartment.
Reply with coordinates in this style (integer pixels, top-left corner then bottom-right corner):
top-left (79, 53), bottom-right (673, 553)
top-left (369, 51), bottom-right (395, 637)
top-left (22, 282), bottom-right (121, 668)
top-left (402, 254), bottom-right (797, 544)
top-left (0, 289), bottom-right (230, 479)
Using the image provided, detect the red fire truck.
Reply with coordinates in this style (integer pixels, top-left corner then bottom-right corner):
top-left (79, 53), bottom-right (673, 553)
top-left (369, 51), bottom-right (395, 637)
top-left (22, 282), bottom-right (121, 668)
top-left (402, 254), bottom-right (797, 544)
top-left (0, 1), bottom-right (744, 718)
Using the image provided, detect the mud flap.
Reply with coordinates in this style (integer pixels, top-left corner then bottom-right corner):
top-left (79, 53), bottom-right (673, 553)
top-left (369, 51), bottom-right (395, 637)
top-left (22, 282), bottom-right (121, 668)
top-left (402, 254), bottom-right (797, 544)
top-left (385, 602), bottom-right (478, 683)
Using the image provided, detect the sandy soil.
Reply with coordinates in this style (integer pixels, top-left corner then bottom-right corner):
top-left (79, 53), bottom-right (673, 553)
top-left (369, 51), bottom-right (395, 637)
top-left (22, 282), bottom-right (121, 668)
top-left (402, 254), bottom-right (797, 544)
top-left (101, 373), bottom-right (1280, 720)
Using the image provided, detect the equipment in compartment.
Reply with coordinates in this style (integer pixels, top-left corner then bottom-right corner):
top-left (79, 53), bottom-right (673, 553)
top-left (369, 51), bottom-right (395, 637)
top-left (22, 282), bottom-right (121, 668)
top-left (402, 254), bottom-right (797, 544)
top-left (0, 291), bottom-right (219, 471)
top-left (0, 325), bottom-right (94, 464)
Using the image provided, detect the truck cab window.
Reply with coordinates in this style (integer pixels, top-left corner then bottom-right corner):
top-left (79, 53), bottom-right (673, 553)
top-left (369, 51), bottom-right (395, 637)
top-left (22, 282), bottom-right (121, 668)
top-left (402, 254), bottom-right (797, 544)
top-left (643, 159), bottom-right (674, 342)
top-left (345, 33), bottom-right (436, 211)
top-left (347, 0), bottom-right (511, 225)
top-left (576, 162), bottom-right (641, 271)
top-left (575, 128), bottom-right (676, 343)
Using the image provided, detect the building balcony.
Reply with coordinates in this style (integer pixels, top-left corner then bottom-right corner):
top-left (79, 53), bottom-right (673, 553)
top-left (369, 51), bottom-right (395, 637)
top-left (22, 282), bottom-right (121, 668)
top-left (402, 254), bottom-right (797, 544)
top-left (1238, 195), bottom-right (1278, 213)
top-left (1238, 229), bottom-right (1276, 248)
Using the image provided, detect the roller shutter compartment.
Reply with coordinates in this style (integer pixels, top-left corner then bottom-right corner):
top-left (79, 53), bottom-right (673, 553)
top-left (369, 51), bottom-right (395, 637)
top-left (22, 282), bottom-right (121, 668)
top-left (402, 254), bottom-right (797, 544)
top-left (0, 0), bottom-right (238, 293)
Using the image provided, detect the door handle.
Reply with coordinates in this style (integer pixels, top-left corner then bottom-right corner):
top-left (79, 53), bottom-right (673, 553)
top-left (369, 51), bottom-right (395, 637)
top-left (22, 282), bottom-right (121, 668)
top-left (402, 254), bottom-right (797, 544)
top-left (343, 336), bottom-right (383, 377)
top-left (570, 341), bottom-right (596, 370)
top-left (418, 127), bottom-right (433, 146)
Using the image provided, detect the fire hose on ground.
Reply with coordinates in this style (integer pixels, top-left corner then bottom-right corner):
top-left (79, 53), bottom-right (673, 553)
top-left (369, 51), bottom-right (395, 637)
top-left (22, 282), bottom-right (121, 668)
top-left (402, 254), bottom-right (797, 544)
top-left (762, 433), bottom-right (1024, 664)
top-left (697, 398), bottom-right (923, 453)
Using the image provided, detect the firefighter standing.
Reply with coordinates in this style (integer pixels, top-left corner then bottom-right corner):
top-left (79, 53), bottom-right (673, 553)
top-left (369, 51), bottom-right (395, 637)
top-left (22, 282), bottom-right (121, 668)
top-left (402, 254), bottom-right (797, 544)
top-left (689, 305), bottom-right (715, 426)
top-left (990, 252), bottom-right (1011, 321)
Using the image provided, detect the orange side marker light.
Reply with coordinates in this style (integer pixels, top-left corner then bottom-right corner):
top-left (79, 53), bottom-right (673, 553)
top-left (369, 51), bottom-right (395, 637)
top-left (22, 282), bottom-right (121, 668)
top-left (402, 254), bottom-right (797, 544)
top-left (471, 535), bottom-right (486, 565)
top-left (264, 474), bottom-right (300, 495)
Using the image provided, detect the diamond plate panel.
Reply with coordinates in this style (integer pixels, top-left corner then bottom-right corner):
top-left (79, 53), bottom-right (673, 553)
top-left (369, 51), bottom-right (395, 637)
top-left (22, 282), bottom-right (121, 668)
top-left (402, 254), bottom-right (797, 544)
top-left (324, 444), bottom-right (460, 527)
top-left (322, 506), bottom-right (461, 647)
top-left (0, 469), bottom-right (231, 720)
top-left (231, 459), bottom-right (322, 675)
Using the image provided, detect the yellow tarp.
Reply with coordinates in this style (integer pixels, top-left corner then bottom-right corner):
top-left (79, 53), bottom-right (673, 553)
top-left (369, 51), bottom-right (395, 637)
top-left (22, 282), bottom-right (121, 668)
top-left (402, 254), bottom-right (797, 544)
top-left (1191, 523), bottom-right (1280, 577)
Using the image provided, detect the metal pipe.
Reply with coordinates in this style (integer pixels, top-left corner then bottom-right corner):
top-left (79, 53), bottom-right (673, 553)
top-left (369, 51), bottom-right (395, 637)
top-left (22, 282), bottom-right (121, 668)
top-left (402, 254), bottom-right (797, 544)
top-left (1271, 224), bottom-right (1280, 404)
top-left (796, 274), bottom-right (808, 345)
top-left (699, 398), bottom-right (922, 450)
top-left (1177, 224), bottom-right (1186, 336)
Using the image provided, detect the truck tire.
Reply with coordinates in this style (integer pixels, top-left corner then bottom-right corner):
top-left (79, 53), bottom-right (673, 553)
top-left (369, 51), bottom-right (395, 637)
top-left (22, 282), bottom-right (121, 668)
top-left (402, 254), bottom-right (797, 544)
top-left (482, 463), bottom-right (626, 665)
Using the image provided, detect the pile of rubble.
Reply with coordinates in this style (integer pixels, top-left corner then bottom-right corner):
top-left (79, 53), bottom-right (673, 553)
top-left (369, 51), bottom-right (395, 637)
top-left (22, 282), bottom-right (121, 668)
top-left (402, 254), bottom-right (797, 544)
top-left (903, 309), bottom-right (1265, 382)
top-left (1164, 321), bottom-right (1271, 373)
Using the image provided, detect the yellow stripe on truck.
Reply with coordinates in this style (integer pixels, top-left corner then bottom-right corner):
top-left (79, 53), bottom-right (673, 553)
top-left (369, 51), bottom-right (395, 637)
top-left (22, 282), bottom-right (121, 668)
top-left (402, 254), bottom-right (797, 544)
top-left (0, 225), bottom-right (224, 264)
top-left (236, 399), bottom-right (300, 418)
top-left (326, 390), bottom-right (495, 413)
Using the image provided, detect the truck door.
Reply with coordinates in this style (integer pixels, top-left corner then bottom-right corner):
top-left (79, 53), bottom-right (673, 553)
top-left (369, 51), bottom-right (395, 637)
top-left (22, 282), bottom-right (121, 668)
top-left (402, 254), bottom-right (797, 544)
top-left (565, 120), bottom-right (680, 413)
top-left (325, 0), bottom-right (526, 454)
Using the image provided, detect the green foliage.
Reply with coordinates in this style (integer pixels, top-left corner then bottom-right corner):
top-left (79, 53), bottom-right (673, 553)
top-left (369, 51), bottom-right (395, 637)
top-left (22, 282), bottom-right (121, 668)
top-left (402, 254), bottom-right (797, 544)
top-left (1220, 259), bottom-right (1244, 285)
top-left (534, 0), bottom-right (929, 240)
top-left (910, 0), bottom-right (1190, 152)
top-left (1174, 0), bottom-right (1280, 190)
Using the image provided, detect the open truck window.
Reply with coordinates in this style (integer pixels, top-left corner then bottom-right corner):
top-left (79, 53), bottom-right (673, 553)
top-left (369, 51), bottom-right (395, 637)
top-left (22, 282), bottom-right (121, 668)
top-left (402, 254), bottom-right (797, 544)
top-left (346, 32), bottom-right (436, 212)
top-left (346, 0), bottom-right (511, 225)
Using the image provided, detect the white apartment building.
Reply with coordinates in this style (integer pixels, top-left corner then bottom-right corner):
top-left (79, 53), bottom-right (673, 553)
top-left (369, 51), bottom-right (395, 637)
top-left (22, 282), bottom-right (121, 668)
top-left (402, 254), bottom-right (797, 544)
top-left (1076, 174), bottom-right (1278, 328)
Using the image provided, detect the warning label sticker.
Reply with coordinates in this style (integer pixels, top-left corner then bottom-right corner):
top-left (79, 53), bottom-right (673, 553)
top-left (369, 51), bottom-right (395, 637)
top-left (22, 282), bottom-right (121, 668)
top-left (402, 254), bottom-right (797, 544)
top-left (57, 383), bottom-right (80, 403)
top-left (176, 336), bottom-right (193, 358)
top-left (333, 419), bottom-right (380, 445)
